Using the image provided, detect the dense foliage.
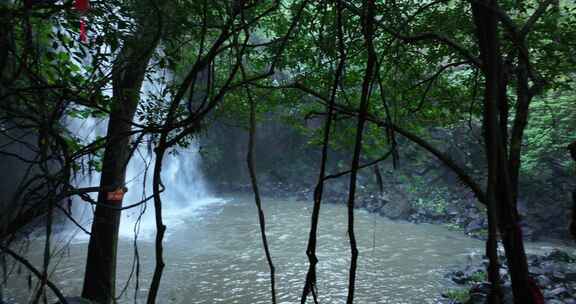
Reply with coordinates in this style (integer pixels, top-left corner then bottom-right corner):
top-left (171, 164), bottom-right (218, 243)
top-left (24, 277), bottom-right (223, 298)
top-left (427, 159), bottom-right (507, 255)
top-left (1, 0), bottom-right (575, 303)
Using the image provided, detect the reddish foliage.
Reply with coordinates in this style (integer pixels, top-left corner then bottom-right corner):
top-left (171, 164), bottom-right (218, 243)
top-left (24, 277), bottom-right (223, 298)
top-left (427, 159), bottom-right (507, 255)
top-left (75, 0), bottom-right (90, 13)
top-left (79, 19), bottom-right (87, 43)
top-left (528, 277), bottom-right (545, 304)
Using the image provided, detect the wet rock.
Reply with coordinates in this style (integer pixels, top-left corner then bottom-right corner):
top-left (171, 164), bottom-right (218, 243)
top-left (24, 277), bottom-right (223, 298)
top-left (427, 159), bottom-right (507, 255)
top-left (550, 287), bottom-right (568, 297)
top-left (537, 274), bottom-right (551, 286)
top-left (565, 272), bottom-right (576, 281)
top-left (379, 200), bottom-right (413, 220)
top-left (450, 271), bottom-right (468, 284)
top-left (552, 271), bottom-right (566, 281)
top-left (363, 197), bottom-right (386, 213)
top-left (531, 266), bottom-right (546, 275)
top-left (546, 249), bottom-right (576, 263)
top-left (466, 283), bottom-right (490, 304)
top-left (449, 249), bottom-right (576, 304)
top-left (466, 291), bottom-right (486, 304)
top-left (466, 218), bottom-right (485, 232)
top-left (537, 261), bottom-right (557, 274)
top-left (522, 227), bottom-right (535, 240)
top-left (54, 297), bottom-right (94, 304)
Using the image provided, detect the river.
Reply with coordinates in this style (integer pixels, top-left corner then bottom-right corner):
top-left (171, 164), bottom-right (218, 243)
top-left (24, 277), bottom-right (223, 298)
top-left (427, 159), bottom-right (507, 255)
top-left (3, 194), bottom-right (487, 304)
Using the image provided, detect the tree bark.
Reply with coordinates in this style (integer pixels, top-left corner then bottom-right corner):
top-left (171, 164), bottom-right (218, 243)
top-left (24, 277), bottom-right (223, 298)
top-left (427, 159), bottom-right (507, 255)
top-left (81, 15), bottom-right (160, 304)
top-left (301, 1), bottom-right (345, 302)
top-left (346, 2), bottom-right (376, 302)
top-left (471, 1), bottom-right (538, 303)
top-left (0, 11), bottom-right (10, 80)
top-left (246, 83), bottom-right (277, 304)
top-left (569, 141), bottom-right (576, 240)
top-left (373, 163), bottom-right (384, 195)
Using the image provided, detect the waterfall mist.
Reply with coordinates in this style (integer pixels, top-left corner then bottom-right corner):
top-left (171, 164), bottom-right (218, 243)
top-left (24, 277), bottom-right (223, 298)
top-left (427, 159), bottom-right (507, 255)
top-left (65, 66), bottom-right (224, 242)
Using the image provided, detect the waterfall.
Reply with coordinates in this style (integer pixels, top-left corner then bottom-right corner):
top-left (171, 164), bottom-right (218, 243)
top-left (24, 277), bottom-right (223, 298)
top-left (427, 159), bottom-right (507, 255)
top-left (118, 141), bottom-right (223, 240)
top-left (66, 66), bottom-right (223, 242)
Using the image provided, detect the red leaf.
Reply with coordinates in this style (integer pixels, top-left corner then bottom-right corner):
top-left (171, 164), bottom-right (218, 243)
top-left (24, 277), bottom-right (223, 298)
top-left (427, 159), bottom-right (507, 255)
top-left (79, 19), bottom-right (87, 43)
top-left (75, 0), bottom-right (90, 12)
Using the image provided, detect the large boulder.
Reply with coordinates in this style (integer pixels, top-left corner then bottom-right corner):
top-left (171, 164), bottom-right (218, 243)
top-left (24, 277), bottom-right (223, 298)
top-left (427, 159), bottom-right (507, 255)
top-left (379, 199), bottom-right (413, 220)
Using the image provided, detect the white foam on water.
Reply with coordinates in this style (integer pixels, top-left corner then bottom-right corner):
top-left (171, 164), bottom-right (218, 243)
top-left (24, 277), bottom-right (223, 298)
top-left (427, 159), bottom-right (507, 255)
top-left (117, 143), bottom-right (225, 241)
top-left (64, 65), bottom-right (225, 243)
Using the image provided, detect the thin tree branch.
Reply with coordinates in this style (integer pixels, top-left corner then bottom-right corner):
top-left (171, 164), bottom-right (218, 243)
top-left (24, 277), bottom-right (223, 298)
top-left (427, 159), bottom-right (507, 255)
top-left (0, 244), bottom-right (68, 304)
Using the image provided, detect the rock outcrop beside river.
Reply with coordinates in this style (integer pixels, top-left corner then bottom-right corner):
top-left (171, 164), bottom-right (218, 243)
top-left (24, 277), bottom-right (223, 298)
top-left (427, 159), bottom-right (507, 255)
top-left (299, 185), bottom-right (570, 242)
top-left (292, 184), bottom-right (492, 239)
top-left (219, 179), bottom-right (572, 242)
top-left (442, 249), bottom-right (576, 304)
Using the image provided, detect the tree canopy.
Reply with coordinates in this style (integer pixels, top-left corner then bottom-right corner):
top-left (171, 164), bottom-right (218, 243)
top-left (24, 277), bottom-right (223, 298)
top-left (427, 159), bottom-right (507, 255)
top-left (1, 0), bottom-right (575, 303)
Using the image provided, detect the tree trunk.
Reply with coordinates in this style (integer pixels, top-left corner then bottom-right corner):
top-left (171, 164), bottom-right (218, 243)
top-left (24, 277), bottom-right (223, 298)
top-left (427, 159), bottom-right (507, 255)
top-left (471, 1), bottom-right (537, 303)
top-left (81, 17), bottom-right (159, 304)
top-left (346, 2), bottom-right (376, 302)
top-left (373, 163), bottom-right (384, 196)
top-left (0, 14), bottom-right (9, 79)
top-left (569, 141), bottom-right (576, 240)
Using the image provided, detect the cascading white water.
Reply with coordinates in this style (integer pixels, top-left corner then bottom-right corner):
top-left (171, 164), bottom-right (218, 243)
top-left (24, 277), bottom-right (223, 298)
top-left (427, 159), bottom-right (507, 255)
top-left (118, 141), bottom-right (224, 240)
top-left (66, 66), bottom-right (224, 242)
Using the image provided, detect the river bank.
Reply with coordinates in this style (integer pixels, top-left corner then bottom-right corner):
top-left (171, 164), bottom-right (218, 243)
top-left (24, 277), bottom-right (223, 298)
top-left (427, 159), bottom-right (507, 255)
top-left (217, 181), bottom-right (494, 240)
top-left (217, 180), bottom-right (573, 243)
top-left (442, 249), bottom-right (576, 304)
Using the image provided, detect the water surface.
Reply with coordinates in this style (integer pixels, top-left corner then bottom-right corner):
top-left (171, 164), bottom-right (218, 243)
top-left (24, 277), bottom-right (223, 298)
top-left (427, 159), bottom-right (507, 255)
top-left (4, 195), bottom-right (485, 303)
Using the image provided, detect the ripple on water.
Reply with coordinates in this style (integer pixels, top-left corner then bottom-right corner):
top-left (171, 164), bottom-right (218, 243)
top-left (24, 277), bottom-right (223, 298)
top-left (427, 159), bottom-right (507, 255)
top-left (4, 195), bottom-right (485, 303)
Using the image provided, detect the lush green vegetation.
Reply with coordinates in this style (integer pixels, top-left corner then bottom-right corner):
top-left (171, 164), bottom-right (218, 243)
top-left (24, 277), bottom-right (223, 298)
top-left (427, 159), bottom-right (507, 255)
top-left (1, 0), bottom-right (575, 303)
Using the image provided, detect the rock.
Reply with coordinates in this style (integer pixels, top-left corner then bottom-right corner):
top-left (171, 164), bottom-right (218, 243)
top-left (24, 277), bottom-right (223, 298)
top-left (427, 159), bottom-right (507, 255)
top-left (502, 286), bottom-right (514, 304)
top-left (552, 271), bottom-right (566, 281)
top-left (466, 292), bottom-right (486, 304)
top-left (531, 265), bottom-right (546, 275)
top-left (546, 249), bottom-right (576, 263)
top-left (565, 272), bottom-right (576, 281)
top-left (54, 297), bottom-right (94, 304)
top-left (446, 206), bottom-right (459, 216)
top-left (379, 200), bottom-right (413, 220)
top-left (465, 282), bottom-right (492, 304)
top-left (550, 287), bottom-right (568, 296)
top-left (465, 218), bottom-right (485, 233)
top-left (539, 262), bottom-right (557, 274)
top-left (522, 227), bottom-right (535, 240)
top-left (448, 249), bottom-right (576, 304)
top-left (537, 274), bottom-right (551, 286)
top-left (451, 270), bottom-right (468, 284)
